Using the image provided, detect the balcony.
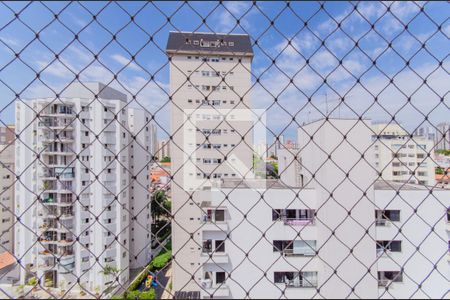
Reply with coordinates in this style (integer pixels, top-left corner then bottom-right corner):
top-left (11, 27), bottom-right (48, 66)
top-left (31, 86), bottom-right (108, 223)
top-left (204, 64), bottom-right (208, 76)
top-left (283, 218), bottom-right (315, 226)
top-left (377, 248), bottom-right (389, 257)
top-left (282, 249), bottom-right (316, 257)
top-left (375, 219), bottom-right (392, 227)
top-left (60, 213), bottom-right (74, 220)
top-left (378, 279), bottom-right (391, 287)
top-left (58, 262), bottom-right (75, 274)
top-left (200, 252), bottom-right (229, 264)
top-left (201, 221), bottom-right (229, 232)
top-left (58, 239), bottom-right (75, 246)
top-left (39, 209), bottom-right (58, 219)
top-left (41, 134), bottom-right (74, 143)
top-left (36, 263), bottom-right (56, 272)
top-left (38, 120), bottom-right (74, 130)
top-left (59, 253), bottom-right (75, 264)
top-left (41, 106), bottom-right (74, 116)
top-left (41, 197), bottom-right (57, 205)
top-left (285, 280), bottom-right (318, 288)
top-left (43, 148), bottom-right (74, 156)
top-left (38, 250), bottom-right (55, 258)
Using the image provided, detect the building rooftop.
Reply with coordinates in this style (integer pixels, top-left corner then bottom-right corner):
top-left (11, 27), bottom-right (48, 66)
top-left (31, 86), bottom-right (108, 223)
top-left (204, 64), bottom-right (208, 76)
top-left (215, 179), bottom-right (444, 191)
top-left (373, 180), bottom-right (438, 190)
top-left (0, 252), bottom-right (15, 271)
top-left (216, 179), bottom-right (306, 189)
top-left (166, 31), bottom-right (253, 56)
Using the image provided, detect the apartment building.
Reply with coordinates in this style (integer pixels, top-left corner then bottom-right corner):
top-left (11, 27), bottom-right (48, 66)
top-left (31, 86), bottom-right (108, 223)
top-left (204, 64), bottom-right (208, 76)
top-left (436, 123), bottom-right (450, 150)
top-left (277, 147), bottom-right (302, 187)
top-left (14, 82), bottom-right (151, 292)
top-left (157, 140), bottom-right (170, 160)
top-left (166, 31), bottom-right (254, 292)
top-left (372, 123), bottom-right (436, 186)
top-left (0, 126), bottom-right (15, 145)
top-left (149, 123), bottom-right (158, 159)
top-left (0, 129), bottom-right (15, 254)
top-left (194, 119), bottom-right (449, 299)
top-left (128, 108), bottom-right (153, 269)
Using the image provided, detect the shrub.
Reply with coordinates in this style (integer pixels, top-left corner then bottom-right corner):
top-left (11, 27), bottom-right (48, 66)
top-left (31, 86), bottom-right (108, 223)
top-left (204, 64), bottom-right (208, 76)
top-left (139, 290), bottom-right (156, 299)
top-left (150, 251), bottom-right (171, 270)
top-left (123, 290), bottom-right (155, 299)
top-left (27, 277), bottom-right (37, 286)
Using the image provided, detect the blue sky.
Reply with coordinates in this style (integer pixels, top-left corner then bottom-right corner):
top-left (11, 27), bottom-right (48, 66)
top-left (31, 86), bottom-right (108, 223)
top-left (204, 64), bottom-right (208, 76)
top-left (0, 1), bottom-right (448, 141)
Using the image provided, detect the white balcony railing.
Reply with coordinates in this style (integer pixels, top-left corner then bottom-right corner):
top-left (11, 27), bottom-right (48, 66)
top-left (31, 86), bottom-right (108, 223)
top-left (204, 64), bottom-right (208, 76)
top-left (283, 218), bottom-right (315, 226)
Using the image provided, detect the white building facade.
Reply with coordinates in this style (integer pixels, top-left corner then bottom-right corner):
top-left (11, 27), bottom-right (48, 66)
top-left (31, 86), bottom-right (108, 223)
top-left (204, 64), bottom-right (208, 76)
top-left (166, 31), bottom-right (254, 293)
top-left (435, 123), bottom-right (449, 150)
top-left (194, 119), bottom-right (449, 299)
top-left (14, 82), bottom-right (151, 293)
top-left (372, 124), bottom-right (436, 186)
top-left (0, 140), bottom-right (15, 254)
top-left (128, 108), bottom-right (153, 269)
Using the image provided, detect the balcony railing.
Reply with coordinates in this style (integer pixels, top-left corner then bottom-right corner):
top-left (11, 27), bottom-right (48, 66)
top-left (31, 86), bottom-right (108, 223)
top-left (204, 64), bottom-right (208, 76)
top-left (378, 279), bottom-right (391, 287)
top-left (375, 219), bottom-right (391, 227)
top-left (283, 218), bottom-right (315, 226)
top-left (283, 248), bottom-right (316, 257)
top-left (38, 120), bottom-right (74, 128)
top-left (285, 279), bottom-right (318, 288)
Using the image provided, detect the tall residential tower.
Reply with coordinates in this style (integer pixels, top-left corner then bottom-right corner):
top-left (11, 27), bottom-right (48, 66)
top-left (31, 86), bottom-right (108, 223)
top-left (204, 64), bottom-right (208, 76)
top-left (166, 31), bottom-right (254, 292)
top-left (15, 82), bottom-right (152, 293)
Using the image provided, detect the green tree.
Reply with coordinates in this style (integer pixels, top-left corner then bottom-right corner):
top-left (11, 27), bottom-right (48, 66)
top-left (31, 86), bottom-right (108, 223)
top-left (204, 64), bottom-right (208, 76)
top-left (436, 167), bottom-right (444, 175)
top-left (436, 149), bottom-right (450, 156)
top-left (160, 156), bottom-right (171, 163)
top-left (100, 265), bottom-right (121, 288)
top-left (151, 191), bottom-right (171, 221)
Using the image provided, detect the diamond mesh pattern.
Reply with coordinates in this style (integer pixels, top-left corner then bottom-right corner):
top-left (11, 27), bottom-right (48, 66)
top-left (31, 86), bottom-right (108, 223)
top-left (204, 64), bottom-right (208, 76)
top-left (0, 1), bottom-right (448, 299)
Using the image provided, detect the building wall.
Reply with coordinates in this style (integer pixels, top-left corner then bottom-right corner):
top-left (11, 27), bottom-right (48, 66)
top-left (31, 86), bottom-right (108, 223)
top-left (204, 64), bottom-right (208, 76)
top-left (196, 182), bottom-right (449, 299)
top-left (0, 142), bottom-right (15, 254)
top-left (277, 148), bottom-right (301, 187)
top-left (435, 123), bottom-right (449, 150)
top-left (298, 119), bottom-right (378, 298)
top-left (169, 43), bottom-right (254, 291)
top-left (373, 136), bottom-right (435, 186)
top-left (0, 126), bottom-right (14, 145)
top-left (374, 187), bottom-right (449, 298)
top-left (14, 83), bottom-right (136, 292)
top-left (128, 108), bottom-right (152, 269)
top-left (157, 140), bottom-right (170, 160)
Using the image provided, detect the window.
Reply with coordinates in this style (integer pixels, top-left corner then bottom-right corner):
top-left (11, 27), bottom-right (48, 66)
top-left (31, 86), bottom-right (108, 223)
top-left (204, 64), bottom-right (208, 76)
top-left (375, 210), bottom-right (400, 225)
top-left (215, 240), bottom-right (225, 252)
top-left (215, 210), bottom-right (225, 222)
top-left (274, 272), bottom-right (318, 288)
top-left (376, 240), bottom-right (402, 256)
top-left (378, 271), bottom-right (403, 286)
top-left (216, 272), bottom-right (226, 284)
top-left (202, 240), bottom-right (212, 253)
top-left (273, 240), bottom-right (316, 256)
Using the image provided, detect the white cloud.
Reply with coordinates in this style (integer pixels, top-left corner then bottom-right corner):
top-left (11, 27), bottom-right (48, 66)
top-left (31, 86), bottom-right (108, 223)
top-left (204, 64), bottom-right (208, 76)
top-left (357, 2), bottom-right (386, 19)
top-left (215, 1), bottom-right (254, 32)
top-left (0, 37), bottom-right (20, 47)
top-left (110, 54), bottom-right (141, 71)
top-left (36, 59), bottom-right (75, 79)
